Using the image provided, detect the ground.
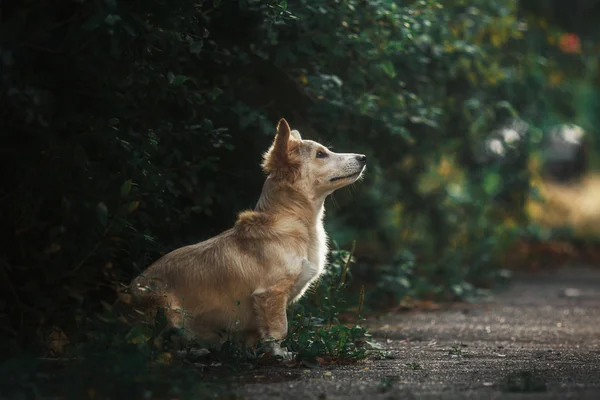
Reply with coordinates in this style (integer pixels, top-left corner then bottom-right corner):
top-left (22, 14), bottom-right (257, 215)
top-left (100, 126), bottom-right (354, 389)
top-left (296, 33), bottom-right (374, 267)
top-left (233, 266), bottom-right (600, 399)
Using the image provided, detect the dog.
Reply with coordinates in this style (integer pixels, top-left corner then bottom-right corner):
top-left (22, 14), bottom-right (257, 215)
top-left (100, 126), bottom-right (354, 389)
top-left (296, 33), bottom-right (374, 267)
top-left (128, 118), bottom-right (366, 357)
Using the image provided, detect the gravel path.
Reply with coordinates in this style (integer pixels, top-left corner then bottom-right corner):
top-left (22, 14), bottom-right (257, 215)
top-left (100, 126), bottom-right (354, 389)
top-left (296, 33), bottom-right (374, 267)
top-left (239, 266), bottom-right (600, 399)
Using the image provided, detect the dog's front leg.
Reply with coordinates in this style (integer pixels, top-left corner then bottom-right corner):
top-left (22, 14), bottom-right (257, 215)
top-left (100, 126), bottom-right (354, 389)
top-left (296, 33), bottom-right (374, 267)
top-left (251, 280), bottom-right (294, 361)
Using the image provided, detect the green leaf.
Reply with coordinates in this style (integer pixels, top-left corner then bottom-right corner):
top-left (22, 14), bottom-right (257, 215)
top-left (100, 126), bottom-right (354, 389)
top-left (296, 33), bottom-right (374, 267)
top-left (127, 201), bottom-right (140, 213)
top-left (496, 100), bottom-right (518, 117)
top-left (208, 87), bottom-right (224, 101)
top-left (120, 180), bottom-right (132, 197)
top-left (380, 61), bottom-right (396, 78)
top-left (390, 126), bottom-right (414, 144)
top-left (96, 202), bottom-right (108, 227)
top-left (170, 75), bottom-right (187, 85)
top-left (483, 173), bottom-right (503, 196)
top-left (104, 14), bottom-right (121, 26)
top-left (190, 41), bottom-right (203, 54)
top-left (125, 325), bottom-right (153, 345)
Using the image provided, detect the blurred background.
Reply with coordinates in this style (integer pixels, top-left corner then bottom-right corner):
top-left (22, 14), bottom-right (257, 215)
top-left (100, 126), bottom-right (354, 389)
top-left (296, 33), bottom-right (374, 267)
top-left (2, 0), bottom-right (600, 356)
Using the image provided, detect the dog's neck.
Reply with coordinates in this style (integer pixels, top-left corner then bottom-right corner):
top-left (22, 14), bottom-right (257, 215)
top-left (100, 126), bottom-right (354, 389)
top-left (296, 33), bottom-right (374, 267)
top-left (255, 176), bottom-right (325, 227)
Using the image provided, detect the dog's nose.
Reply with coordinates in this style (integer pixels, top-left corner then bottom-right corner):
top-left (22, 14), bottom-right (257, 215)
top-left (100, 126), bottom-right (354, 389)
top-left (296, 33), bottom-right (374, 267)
top-left (356, 154), bottom-right (367, 164)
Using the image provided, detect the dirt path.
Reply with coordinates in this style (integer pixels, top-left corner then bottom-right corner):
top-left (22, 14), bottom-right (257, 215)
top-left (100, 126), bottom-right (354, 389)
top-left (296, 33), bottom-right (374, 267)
top-left (239, 266), bottom-right (600, 399)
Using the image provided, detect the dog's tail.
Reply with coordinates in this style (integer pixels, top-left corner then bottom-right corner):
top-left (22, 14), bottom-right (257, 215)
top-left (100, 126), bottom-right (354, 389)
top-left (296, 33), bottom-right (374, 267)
top-left (127, 274), bottom-right (163, 304)
top-left (111, 274), bottom-right (166, 326)
top-left (112, 277), bottom-right (189, 352)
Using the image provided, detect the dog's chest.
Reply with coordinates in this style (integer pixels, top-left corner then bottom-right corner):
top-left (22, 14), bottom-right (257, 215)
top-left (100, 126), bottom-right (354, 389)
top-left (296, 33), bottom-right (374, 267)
top-left (306, 214), bottom-right (328, 275)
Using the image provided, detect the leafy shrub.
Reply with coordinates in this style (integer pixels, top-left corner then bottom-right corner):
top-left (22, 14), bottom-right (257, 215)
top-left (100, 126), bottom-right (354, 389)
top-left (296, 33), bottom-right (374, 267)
top-left (0, 0), bottom-right (292, 353)
top-left (264, 0), bottom-right (530, 303)
top-left (2, 0), bottom-right (599, 359)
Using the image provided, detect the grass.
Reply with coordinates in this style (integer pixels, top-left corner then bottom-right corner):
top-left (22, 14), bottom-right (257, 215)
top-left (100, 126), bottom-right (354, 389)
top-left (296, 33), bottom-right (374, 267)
top-left (448, 343), bottom-right (467, 357)
top-left (405, 362), bottom-right (423, 370)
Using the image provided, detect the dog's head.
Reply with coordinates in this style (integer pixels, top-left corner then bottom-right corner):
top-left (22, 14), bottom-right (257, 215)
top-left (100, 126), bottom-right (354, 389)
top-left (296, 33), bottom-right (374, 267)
top-left (262, 119), bottom-right (366, 198)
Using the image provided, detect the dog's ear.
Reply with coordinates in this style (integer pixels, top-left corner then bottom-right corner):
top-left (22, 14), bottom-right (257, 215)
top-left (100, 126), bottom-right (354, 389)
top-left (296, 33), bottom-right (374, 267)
top-left (273, 118), bottom-right (292, 157)
top-left (290, 129), bottom-right (302, 141)
top-left (262, 118), bottom-right (295, 174)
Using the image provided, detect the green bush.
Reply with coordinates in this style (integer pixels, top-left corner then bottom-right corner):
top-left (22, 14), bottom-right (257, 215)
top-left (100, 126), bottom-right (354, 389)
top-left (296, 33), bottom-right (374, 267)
top-left (268, 0), bottom-right (529, 303)
top-left (2, 0), bottom-right (599, 360)
top-left (0, 0), bottom-right (284, 353)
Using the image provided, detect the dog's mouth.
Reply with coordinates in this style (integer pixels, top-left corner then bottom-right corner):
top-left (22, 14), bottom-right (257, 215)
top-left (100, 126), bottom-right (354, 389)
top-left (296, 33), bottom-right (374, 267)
top-left (329, 168), bottom-right (364, 182)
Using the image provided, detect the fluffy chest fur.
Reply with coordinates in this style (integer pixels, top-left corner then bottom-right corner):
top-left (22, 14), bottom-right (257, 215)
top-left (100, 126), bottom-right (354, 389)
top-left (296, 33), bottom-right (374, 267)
top-left (283, 205), bottom-right (328, 303)
top-left (306, 206), bottom-right (328, 278)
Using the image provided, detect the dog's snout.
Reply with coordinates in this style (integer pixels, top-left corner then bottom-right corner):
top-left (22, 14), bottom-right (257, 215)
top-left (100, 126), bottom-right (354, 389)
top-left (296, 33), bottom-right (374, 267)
top-left (356, 154), bottom-right (367, 164)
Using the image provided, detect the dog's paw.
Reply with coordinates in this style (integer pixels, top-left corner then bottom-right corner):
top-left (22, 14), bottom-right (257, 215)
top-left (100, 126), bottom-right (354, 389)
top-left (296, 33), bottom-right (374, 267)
top-left (257, 341), bottom-right (296, 362)
top-left (176, 347), bottom-right (211, 362)
top-left (269, 343), bottom-right (296, 362)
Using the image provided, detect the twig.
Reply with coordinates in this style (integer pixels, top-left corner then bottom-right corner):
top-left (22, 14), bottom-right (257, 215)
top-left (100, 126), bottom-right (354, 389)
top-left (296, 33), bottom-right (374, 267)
top-left (340, 240), bottom-right (356, 286)
top-left (0, 268), bottom-right (38, 328)
top-left (68, 221), bottom-right (113, 276)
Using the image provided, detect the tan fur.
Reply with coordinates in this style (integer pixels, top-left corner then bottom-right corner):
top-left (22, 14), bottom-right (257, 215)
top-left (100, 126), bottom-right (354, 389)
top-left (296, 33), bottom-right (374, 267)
top-left (129, 118), bottom-right (366, 349)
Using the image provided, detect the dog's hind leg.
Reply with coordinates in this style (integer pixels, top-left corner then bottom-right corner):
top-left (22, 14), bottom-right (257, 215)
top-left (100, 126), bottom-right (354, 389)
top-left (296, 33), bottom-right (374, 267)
top-left (251, 278), bottom-right (295, 360)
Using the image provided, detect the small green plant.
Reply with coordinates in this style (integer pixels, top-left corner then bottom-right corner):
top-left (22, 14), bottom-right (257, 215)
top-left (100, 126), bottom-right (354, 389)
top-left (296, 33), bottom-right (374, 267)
top-left (448, 343), bottom-right (468, 357)
top-left (405, 362), bottom-right (423, 370)
top-left (283, 245), bottom-right (372, 366)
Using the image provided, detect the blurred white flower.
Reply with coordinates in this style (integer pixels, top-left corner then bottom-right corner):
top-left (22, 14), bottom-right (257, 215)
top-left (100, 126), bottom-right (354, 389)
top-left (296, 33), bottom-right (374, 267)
top-left (488, 139), bottom-right (505, 156)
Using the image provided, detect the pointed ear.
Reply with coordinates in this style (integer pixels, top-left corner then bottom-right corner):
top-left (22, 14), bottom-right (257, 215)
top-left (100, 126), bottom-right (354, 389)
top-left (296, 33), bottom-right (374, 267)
top-left (274, 118), bottom-right (291, 152)
top-left (262, 118), bottom-right (292, 174)
top-left (290, 129), bottom-right (302, 141)
top-left (271, 118), bottom-right (291, 165)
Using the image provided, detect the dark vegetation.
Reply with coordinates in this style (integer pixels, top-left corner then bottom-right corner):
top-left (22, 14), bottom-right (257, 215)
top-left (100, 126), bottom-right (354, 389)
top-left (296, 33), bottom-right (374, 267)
top-left (1, 0), bottom-right (600, 398)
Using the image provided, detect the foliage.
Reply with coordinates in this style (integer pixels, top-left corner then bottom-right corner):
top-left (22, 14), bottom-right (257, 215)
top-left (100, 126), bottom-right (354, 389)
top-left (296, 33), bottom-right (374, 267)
top-left (1, 0), bottom-right (599, 364)
top-left (0, 0), bottom-right (290, 353)
top-left (284, 246), bottom-right (371, 365)
top-left (271, 0), bottom-right (530, 304)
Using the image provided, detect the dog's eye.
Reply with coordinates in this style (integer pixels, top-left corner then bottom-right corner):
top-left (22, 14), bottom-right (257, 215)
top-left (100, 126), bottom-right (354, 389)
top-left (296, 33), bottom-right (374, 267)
top-left (316, 150), bottom-right (328, 159)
